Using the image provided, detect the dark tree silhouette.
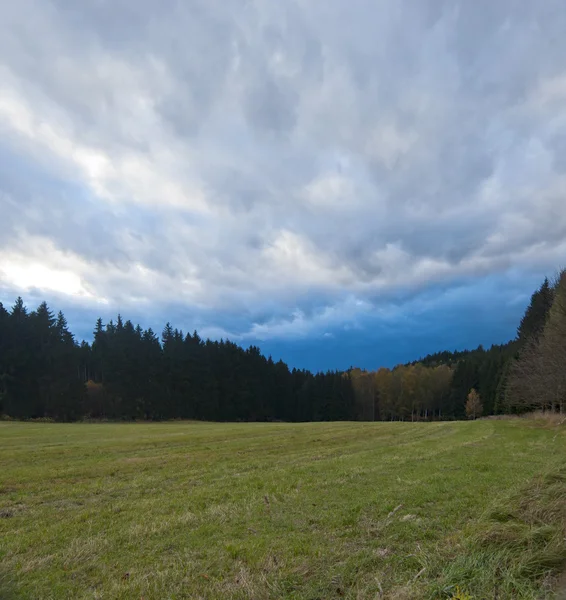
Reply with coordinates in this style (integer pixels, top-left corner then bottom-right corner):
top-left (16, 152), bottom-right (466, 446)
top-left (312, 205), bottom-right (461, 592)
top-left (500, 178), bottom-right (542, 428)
top-left (1, 271), bottom-right (563, 422)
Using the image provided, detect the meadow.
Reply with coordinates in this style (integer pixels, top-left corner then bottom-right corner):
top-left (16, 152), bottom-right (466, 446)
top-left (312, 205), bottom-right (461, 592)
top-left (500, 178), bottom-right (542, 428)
top-left (1, 418), bottom-right (565, 599)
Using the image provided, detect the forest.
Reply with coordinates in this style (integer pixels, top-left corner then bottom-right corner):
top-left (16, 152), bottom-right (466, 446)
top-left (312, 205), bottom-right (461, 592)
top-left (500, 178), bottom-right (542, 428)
top-left (0, 271), bottom-right (564, 422)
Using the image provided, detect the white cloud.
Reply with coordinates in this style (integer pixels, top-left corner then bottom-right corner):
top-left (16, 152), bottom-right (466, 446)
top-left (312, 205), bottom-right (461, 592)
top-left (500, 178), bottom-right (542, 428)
top-left (0, 239), bottom-right (101, 301)
top-left (0, 64), bottom-right (210, 214)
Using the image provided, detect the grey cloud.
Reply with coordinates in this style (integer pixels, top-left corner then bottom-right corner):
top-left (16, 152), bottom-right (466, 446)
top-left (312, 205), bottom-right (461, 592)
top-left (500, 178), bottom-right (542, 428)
top-left (549, 133), bottom-right (566, 173)
top-left (243, 73), bottom-right (298, 134)
top-left (1, 0), bottom-right (566, 340)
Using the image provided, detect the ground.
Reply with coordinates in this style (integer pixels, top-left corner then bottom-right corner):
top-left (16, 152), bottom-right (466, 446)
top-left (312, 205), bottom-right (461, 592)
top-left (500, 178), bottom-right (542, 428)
top-left (0, 418), bottom-right (565, 599)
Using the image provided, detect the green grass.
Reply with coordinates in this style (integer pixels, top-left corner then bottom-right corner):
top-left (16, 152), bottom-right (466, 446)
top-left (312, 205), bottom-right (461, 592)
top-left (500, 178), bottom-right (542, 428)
top-left (1, 419), bottom-right (565, 599)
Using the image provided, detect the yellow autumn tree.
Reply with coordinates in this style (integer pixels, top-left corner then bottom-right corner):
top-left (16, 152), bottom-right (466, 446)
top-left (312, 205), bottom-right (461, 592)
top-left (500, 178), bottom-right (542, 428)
top-left (465, 388), bottom-right (483, 420)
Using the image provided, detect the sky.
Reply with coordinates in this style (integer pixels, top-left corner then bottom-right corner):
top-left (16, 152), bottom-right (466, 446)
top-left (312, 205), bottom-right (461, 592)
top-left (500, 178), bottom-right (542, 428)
top-left (1, 1), bottom-right (566, 372)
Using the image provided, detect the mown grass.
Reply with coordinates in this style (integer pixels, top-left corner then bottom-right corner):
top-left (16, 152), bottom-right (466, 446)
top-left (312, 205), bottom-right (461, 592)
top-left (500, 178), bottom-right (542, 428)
top-left (0, 418), bottom-right (565, 599)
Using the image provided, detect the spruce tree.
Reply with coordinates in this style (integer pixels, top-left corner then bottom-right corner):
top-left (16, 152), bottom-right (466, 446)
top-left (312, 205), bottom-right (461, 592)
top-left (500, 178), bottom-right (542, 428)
top-left (517, 278), bottom-right (554, 344)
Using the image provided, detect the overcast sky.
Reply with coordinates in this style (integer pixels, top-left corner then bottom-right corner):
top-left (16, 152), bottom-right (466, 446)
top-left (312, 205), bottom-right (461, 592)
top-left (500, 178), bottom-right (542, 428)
top-left (1, 0), bottom-right (565, 371)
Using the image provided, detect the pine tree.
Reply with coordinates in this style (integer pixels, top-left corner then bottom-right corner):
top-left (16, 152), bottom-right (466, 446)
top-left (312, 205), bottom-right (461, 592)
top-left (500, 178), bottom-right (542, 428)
top-left (5, 298), bottom-right (34, 417)
top-left (538, 271), bottom-right (566, 413)
top-left (0, 302), bottom-right (9, 415)
top-left (517, 278), bottom-right (554, 344)
top-left (507, 271), bottom-right (566, 413)
top-left (50, 311), bottom-right (84, 420)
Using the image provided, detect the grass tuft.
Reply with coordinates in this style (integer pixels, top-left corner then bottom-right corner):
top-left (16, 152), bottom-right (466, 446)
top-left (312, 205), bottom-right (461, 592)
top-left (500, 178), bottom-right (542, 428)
top-left (425, 464), bottom-right (566, 599)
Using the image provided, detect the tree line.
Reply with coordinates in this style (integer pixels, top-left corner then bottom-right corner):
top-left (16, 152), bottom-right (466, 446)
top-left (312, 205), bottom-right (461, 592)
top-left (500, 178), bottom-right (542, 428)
top-left (0, 302), bottom-right (354, 421)
top-left (348, 271), bottom-right (565, 420)
top-left (0, 271), bottom-right (564, 422)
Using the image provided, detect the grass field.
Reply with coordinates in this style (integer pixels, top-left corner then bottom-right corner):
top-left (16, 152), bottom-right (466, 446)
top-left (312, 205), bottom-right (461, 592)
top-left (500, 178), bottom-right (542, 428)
top-left (1, 419), bottom-right (565, 599)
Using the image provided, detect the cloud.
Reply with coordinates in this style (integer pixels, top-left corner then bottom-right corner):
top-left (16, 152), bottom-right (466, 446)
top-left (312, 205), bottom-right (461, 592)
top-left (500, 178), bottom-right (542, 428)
top-left (1, 0), bottom-right (566, 367)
